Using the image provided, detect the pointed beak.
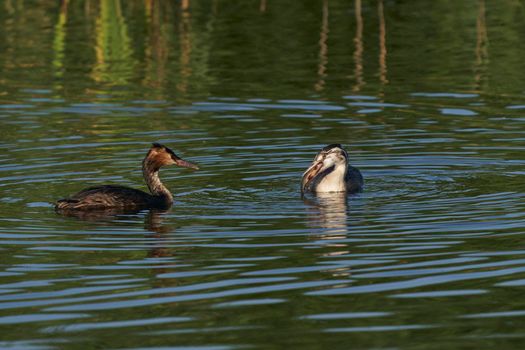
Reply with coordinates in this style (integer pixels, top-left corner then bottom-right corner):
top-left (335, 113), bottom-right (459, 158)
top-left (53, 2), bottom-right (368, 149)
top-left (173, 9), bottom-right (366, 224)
top-left (174, 157), bottom-right (199, 170)
top-left (301, 160), bottom-right (324, 192)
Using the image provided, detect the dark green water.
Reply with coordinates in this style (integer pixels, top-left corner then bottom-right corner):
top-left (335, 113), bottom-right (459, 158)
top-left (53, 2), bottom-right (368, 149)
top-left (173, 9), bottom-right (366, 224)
top-left (1, 1), bottom-right (525, 349)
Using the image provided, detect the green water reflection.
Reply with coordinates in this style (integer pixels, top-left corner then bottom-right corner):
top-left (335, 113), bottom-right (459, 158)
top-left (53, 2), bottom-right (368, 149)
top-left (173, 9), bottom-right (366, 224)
top-left (1, 1), bottom-right (525, 350)
top-left (4, 0), bottom-right (525, 100)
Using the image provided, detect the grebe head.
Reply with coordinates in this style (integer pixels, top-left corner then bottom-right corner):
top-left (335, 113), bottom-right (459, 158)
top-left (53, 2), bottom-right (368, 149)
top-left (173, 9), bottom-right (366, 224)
top-left (146, 143), bottom-right (199, 170)
top-left (301, 144), bottom-right (348, 193)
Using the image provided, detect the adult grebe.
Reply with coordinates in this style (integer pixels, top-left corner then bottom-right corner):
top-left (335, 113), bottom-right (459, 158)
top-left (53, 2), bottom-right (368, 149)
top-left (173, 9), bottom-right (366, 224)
top-left (55, 143), bottom-right (198, 211)
top-left (301, 144), bottom-right (363, 194)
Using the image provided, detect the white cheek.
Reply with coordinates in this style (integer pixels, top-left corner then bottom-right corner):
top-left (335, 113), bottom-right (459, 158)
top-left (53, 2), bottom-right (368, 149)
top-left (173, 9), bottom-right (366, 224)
top-left (324, 158), bottom-right (335, 168)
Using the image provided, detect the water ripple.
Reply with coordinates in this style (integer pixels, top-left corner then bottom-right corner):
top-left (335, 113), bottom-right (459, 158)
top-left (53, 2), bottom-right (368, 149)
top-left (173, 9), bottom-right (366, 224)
top-left (46, 280), bottom-right (350, 312)
top-left (42, 316), bottom-right (192, 333)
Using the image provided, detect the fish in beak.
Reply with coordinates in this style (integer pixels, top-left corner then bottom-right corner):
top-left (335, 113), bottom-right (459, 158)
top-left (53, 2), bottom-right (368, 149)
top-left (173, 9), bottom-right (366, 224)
top-left (301, 158), bottom-right (326, 193)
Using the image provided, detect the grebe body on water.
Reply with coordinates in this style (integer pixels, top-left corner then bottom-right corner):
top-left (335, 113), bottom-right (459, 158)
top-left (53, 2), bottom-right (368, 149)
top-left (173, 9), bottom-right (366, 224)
top-left (55, 143), bottom-right (198, 211)
top-left (301, 144), bottom-right (363, 194)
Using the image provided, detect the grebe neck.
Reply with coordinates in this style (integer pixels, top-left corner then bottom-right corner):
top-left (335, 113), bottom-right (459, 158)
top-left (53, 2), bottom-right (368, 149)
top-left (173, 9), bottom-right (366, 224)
top-left (142, 159), bottom-right (173, 205)
top-left (315, 163), bottom-right (348, 193)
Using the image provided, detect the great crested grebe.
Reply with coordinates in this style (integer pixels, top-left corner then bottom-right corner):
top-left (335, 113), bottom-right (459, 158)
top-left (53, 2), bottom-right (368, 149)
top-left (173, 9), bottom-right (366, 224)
top-left (55, 143), bottom-right (198, 211)
top-left (301, 144), bottom-right (363, 194)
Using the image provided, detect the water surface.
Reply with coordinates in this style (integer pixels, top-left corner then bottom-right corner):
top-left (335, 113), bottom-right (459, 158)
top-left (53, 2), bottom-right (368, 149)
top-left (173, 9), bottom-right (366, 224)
top-left (1, 1), bottom-right (525, 349)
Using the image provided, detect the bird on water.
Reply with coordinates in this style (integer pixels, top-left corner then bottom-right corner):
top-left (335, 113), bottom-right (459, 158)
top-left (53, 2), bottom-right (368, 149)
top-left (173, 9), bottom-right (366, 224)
top-left (301, 144), bottom-right (363, 194)
top-left (55, 143), bottom-right (199, 211)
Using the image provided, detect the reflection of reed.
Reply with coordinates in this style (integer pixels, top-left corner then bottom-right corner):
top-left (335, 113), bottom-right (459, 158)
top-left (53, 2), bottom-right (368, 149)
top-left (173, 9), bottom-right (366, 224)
top-left (315, 0), bottom-right (329, 92)
top-left (177, 5), bottom-right (192, 94)
top-left (474, 0), bottom-right (488, 91)
top-left (91, 0), bottom-right (136, 85)
top-left (144, 0), bottom-right (168, 88)
top-left (378, 0), bottom-right (388, 86)
top-left (173, 0), bottom-right (217, 101)
top-left (52, 0), bottom-right (69, 80)
top-left (260, 0), bottom-right (267, 13)
top-left (4, 0), bottom-right (14, 14)
top-left (145, 0), bottom-right (152, 14)
top-left (353, 0), bottom-right (364, 92)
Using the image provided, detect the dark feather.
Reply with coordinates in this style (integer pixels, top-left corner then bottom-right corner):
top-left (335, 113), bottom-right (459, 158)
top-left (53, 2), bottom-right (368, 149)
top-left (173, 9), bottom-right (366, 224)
top-left (346, 165), bottom-right (364, 193)
top-left (55, 185), bottom-right (158, 211)
top-left (322, 144), bottom-right (342, 152)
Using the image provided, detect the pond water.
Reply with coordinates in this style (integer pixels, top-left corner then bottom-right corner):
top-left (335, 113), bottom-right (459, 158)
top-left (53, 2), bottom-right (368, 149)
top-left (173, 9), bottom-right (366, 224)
top-left (1, 1), bottom-right (525, 349)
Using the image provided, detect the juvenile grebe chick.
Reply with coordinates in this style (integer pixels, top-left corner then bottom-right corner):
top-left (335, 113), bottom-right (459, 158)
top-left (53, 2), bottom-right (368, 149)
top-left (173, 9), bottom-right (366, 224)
top-left (301, 144), bottom-right (363, 194)
top-left (55, 143), bottom-right (198, 211)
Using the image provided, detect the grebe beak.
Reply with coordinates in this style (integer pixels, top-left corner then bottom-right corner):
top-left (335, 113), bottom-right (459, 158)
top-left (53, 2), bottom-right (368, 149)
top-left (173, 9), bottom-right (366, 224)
top-left (174, 157), bottom-right (199, 170)
top-left (301, 159), bottom-right (324, 193)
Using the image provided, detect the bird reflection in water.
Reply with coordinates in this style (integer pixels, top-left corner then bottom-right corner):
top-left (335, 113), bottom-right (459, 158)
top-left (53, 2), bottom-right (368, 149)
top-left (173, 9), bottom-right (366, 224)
top-left (143, 209), bottom-right (174, 259)
top-left (57, 207), bottom-right (174, 259)
top-left (303, 193), bottom-right (353, 278)
top-left (303, 191), bottom-right (349, 239)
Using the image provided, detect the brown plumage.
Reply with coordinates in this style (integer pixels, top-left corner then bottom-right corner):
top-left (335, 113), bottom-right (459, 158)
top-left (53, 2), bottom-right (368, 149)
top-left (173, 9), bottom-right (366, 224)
top-left (55, 143), bottom-right (198, 212)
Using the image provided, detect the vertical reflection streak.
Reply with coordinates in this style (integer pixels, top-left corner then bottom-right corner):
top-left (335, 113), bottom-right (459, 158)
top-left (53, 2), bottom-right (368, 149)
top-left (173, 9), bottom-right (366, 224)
top-left (353, 0), bottom-right (364, 92)
top-left (315, 0), bottom-right (329, 92)
top-left (52, 0), bottom-right (69, 81)
top-left (474, 0), bottom-right (488, 92)
top-left (92, 0), bottom-right (136, 85)
top-left (144, 0), bottom-right (168, 89)
top-left (177, 3), bottom-right (192, 95)
top-left (378, 0), bottom-right (388, 87)
top-left (260, 0), bottom-right (267, 13)
top-left (145, 0), bottom-right (153, 19)
top-left (181, 0), bottom-right (190, 11)
top-left (5, 0), bottom-right (14, 14)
